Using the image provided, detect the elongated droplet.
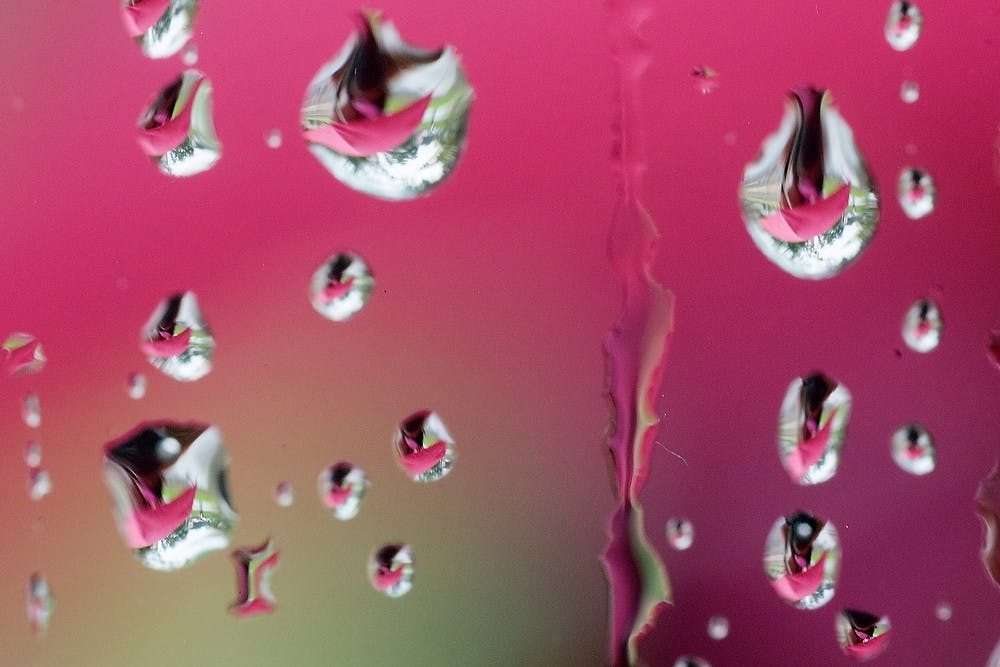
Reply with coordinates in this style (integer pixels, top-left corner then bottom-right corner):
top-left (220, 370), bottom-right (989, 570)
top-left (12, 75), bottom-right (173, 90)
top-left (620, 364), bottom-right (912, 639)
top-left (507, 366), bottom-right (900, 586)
top-left (740, 87), bottom-right (879, 279)
top-left (763, 510), bottom-right (840, 609)
top-left (309, 252), bottom-right (375, 322)
top-left (24, 441), bottom-right (42, 467)
top-left (976, 461), bottom-right (1000, 589)
top-left (897, 167), bottom-right (935, 219)
top-left (900, 81), bottom-right (919, 103)
top-left (2, 333), bottom-right (46, 376)
top-left (127, 371), bottom-right (148, 399)
top-left (26, 573), bottom-right (54, 635)
top-left (274, 481), bottom-right (293, 508)
top-left (901, 298), bottom-right (942, 352)
top-left (103, 421), bottom-right (238, 571)
top-left (690, 66), bottom-right (718, 94)
top-left (707, 615), bottom-right (729, 640)
top-left (137, 70), bottom-right (220, 177)
top-left (229, 538), bottom-right (280, 616)
top-left (368, 543), bottom-right (414, 597)
top-left (885, 1), bottom-right (923, 51)
top-left (121, 0), bottom-right (198, 59)
top-left (394, 410), bottom-right (455, 482)
top-left (301, 12), bottom-right (473, 200)
top-left (141, 291), bottom-right (215, 381)
top-left (318, 462), bottom-right (368, 520)
top-left (27, 468), bottom-right (52, 501)
top-left (666, 518), bottom-right (694, 551)
top-left (836, 609), bottom-right (891, 661)
top-left (891, 423), bottom-right (935, 474)
top-left (777, 373), bottom-right (851, 485)
top-left (22, 392), bottom-right (41, 428)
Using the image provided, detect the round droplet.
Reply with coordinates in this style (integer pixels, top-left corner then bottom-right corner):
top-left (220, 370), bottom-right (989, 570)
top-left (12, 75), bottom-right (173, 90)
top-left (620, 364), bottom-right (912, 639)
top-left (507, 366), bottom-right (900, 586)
top-left (897, 167), bottom-right (935, 219)
top-left (891, 423), bottom-right (936, 474)
top-left (900, 81), bottom-right (919, 103)
top-left (2, 332), bottom-right (46, 376)
top-left (27, 468), bottom-right (52, 501)
top-left (935, 601), bottom-right (952, 621)
top-left (309, 252), bottom-right (375, 321)
top-left (707, 615), bottom-right (729, 640)
top-left (836, 609), bottom-right (891, 661)
top-left (885, 1), bottom-right (923, 51)
top-left (26, 573), bottom-right (54, 635)
top-left (740, 87), bottom-right (879, 279)
top-left (901, 298), bottom-right (942, 352)
top-left (763, 510), bottom-right (840, 609)
top-left (394, 410), bottom-right (456, 482)
top-left (127, 371), bottom-right (148, 399)
top-left (666, 518), bottom-right (694, 551)
top-left (122, 0), bottom-right (198, 59)
top-left (301, 13), bottom-right (474, 200)
top-left (265, 128), bottom-right (282, 149)
top-left (777, 373), bottom-right (851, 485)
top-left (141, 291), bottom-right (215, 381)
top-left (318, 461), bottom-right (368, 520)
top-left (274, 481), bottom-right (294, 507)
top-left (368, 543), bottom-right (414, 598)
top-left (24, 441), bottom-right (42, 467)
top-left (673, 656), bottom-right (710, 667)
top-left (137, 70), bottom-right (221, 177)
top-left (690, 65), bottom-right (718, 94)
top-left (22, 392), bottom-right (41, 428)
top-left (181, 42), bottom-right (199, 66)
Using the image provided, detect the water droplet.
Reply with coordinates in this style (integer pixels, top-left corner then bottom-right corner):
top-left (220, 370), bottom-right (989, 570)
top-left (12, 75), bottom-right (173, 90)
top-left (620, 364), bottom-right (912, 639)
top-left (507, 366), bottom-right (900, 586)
top-left (265, 128), bottom-right (282, 149)
top-left (666, 518), bottom-right (694, 551)
top-left (901, 298), bottom-right (942, 352)
top-left (122, 0), bottom-right (198, 59)
top-left (897, 167), bottom-right (935, 219)
top-left (900, 81), bottom-right (920, 103)
top-left (990, 330), bottom-right (1000, 371)
top-left (141, 291), bottom-right (215, 381)
top-left (27, 468), bottom-right (52, 501)
top-left (301, 13), bottom-right (474, 200)
top-left (394, 410), bottom-right (456, 482)
top-left (706, 615), bottom-right (729, 640)
top-left (673, 656), bottom-right (710, 667)
top-left (935, 601), bottom-right (952, 621)
top-left (137, 70), bottom-right (221, 177)
top-left (22, 392), bottom-right (41, 428)
top-left (891, 423), bottom-right (936, 474)
top-left (309, 252), bottom-right (375, 322)
top-left (229, 538), bottom-right (280, 616)
top-left (740, 87), bottom-right (879, 279)
top-left (368, 543), bottom-right (414, 597)
top-left (318, 461), bottom-right (368, 520)
top-left (763, 510), bottom-right (840, 609)
top-left (836, 609), bottom-right (891, 660)
top-left (2, 333), bottom-right (46, 376)
top-left (976, 461), bottom-right (1000, 589)
top-left (103, 421), bottom-right (238, 571)
top-left (777, 373), bottom-right (851, 485)
top-left (274, 481), bottom-right (294, 508)
top-left (885, 1), bottom-right (923, 51)
top-left (24, 441), bottom-right (42, 467)
top-left (127, 371), bottom-right (148, 399)
top-left (26, 573), bottom-right (54, 634)
top-left (690, 65), bottom-right (718, 94)
top-left (181, 42), bottom-right (198, 66)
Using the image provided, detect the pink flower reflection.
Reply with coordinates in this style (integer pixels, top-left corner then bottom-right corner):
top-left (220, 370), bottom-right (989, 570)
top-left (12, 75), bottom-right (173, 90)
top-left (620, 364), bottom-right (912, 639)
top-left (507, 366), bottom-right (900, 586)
top-left (121, 0), bottom-right (171, 37)
top-left (230, 538), bottom-right (280, 617)
top-left (137, 77), bottom-right (202, 157)
top-left (304, 95), bottom-right (432, 158)
top-left (140, 327), bottom-right (191, 358)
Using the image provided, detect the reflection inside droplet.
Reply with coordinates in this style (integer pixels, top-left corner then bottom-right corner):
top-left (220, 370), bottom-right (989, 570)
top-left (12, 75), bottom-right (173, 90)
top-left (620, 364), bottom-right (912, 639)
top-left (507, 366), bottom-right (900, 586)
top-left (141, 291), bottom-right (215, 381)
top-left (897, 167), bottom-right (935, 219)
top-left (26, 573), bottom-right (54, 634)
top-left (274, 481), bottom-right (294, 508)
top-left (690, 66), bottom-right (718, 94)
top-left (777, 373), bottom-right (851, 485)
top-left (309, 251), bottom-right (375, 322)
top-left (901, 298), bottom-right (942, 353)
top-left (137, 70), bottom-right (221, 177)
top-left (22, 392), bottom-right (41, 428)
top-left (369, 543), bottom-right (414, 597)
top-left (763, 510), bottom-right (840, 609)
top-left (885, 1), bottom-right (923, 51)
top-left (666, 518), bottom-right (694, 551)
top-left (976, 461), bottom-right (1000, 589)
top-left (891, 423), bottom-right (935, 474)
top-left (836, 608), bottom-right (891, 661)
top-left (27, 467), bottom-right (52, 501)
top-left (230, 538), bottom-right (280, 616)
top-left (122, 0), bottom-right (198, 59)
top-left (2, 332), bottom-right (46, 376)
top-left (318, 461), bottom-right (368, 520)
top-left (394, 410), bottom-right (456, 482)
top-left (127, 371), bottom-right (148, 399)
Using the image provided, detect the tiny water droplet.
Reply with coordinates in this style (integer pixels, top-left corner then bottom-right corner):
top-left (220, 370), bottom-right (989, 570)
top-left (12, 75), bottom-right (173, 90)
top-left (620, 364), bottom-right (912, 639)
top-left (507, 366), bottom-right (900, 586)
top-left (901, 298), bottom-right (942, 352)
top-left (690, 65), bottom-right (718, 94)
top-left (181, 42), bottom-right (198, 66)
top-left (141, 291), bottom-right (215, 381)
top-left (137, 70), bottom-right (221, 177)
top-left (309, 252), bottom-right (375, 321)
top-left (897, 167), bottom-right (935, 219)
top-left (22, 392), bottom-right (41, 428)
top-left (368, 543), bottom-right (414, 597)
top-left (935, 601), bottom-right (952, 621)
top-left (265, 128), bottom-right (282, 149)
top-left (318, 462), bottom-right (368, 520)
top-left (24, 441), bottom-right (42, 467)
top-left (891, 423), bottom-right (935, 474)
top-left (274, 481), bottom-right (294, 507)
top-left (122, 0), bottom-right (199, 59)
top-left (127, 371), bottom-right (148, 399)
top-left (836, 609), bottom-right (891, 660)
top-left (763, 510), bottom-right (840, 609)
top-left (673, 656), bottom-right (710, 667)
top-left (706, 615), bottom-right (729, 640)
top-left (394, 410), bottom-right (456, 482)
top-left (2, 333), bottom-right (46, 376)
top-left (989, 330), bottom-right (1000, 371)
top-left (229, 538), bottom-right (280, 616)
top-left (904, 143), bottom-right (918, 156)
top-left (778, 373), bottom-right (851, 485)
top-left (666, 518), bottom-right (694, 551)
top-left (885, 1), bottom-right (923, 51)
top-left (26, 573), bottom-right (54, 634)
top-left (27, 468), bottom-right (52, 501)
top-left (900, 81), bottom-right (920, 103)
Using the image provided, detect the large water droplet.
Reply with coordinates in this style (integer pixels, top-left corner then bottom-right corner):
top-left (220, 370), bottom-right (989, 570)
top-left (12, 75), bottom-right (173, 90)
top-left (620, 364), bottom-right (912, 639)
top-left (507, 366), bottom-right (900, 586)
top-left (127, 371), bottom-right (148, 399)
top-left (137, 70), bottom-right (221, 177)
top-left (103, 421), bottom-right (238, 571)
top-left (891, 423), bottom-right (935, 474)
top-left (229, 538), bottom-right (280, 616)
top-left (763, 510), bottom-right (840, 609)
top-left (673, 657), bottom-right (710, 667)
top-left (975, 461), bottom-right (1000, 589)
top-left (740, 87), bottom-right (879, 279)
top-left (26, 573), bottom-right (54, 635)
top-left (690, 66), bottom-right (719, 94)
top-left (22, 392), bottom-right (41, 428)
top-left (666, 517), bottom-right (694, 551)
top-left (301, 13), bottom-right (474, 200)
top-left (885, 1), bottom-right (923, 51)
top-left (897, 167), bottom-right (935, 219)
top-left (318, 461), bottom-right (368, 520)
top-left (27, 468), bottom-right (52, 501)
top-left (900, 81), bottom-right (920, 104)
top-left (273, 481), bottom-right (294, 508)
top-left (122, 0), bottom-right (198, 59)
top-left (309, 252), bottom-right (375, 321)
top-left (706, 615), bottom-right (729, 640)
top-left (24, 441), bottom-right (42, 467)
top-left (394, 410), bottom-right (456, 482)
top-left (901, 298), bottom-right (942, 352)
top-left (368, 543), bottom-right (414, 597)
top-left (2, 332), bottom-right (46, 376)
top-left (836, 609), bottom-right (891, 661)
top-left (141, 291), bottom-right (215, 381)
top-left (777, 373), bottom-right (851, 485)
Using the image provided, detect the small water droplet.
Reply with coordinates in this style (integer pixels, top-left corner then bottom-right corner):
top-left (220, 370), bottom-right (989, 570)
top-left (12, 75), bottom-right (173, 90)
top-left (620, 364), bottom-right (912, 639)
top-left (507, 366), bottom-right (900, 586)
top-left (778, 373), bottom-right (851, 485)
top-left (690, 65), bottom-right (718, 94)
top-left (309, 252), bottom-right (375, 321)
top-left (900, 81), bottom-right (920, 103)
top-left (666, 518), bottom-right (694, 551)
top-left (901, 298), bottom-right (942, 352)
top-left (127, 371), bottom-right (148, 399)
top-left (27, 468), bottom-right (52, 501)
top-left (22, 392), bottom-right (41, 428)
top-left (2, 333), bottom-right (46, 376)
top-left (904, 143), bottom-right (918, 156)
top-left (274, 481), bottom-right (294, 507)
top-left (318, 462), bottom-right (368, 520)
top-left (989, 330), bottom-right (1000, 371)
top-left (394, 410), bottom-right (456, 482)
top-left (181, 42), bottom-right (198, 66)
top-left (897, 167), bottom-right (935, 219)
top-left (740, 87), bottom-right (879, 279)
top-left (976, 461), bottom-right (1000, 588)
top-left (368, 543), bottom-right (414, 597)
top-left (935, 600), bottom-right (952, 621)
top-left (836, 609), bottom-right (891, 660)
top-left (301, 13), bottom-right (474, 200)
top-left (706, 615), bottom-right (729, 640)
top-left (891, 423), bottom-right (936, 474)
top-left (265, 128), bottom-right (282, 149)
top-left (229, 538), bottom-right (280, 616)
top-left (26, 573), bottom-right (54, 634)
top-left (141, 291), bottom-right (215, 381)
top-left (885, 1), bottom-right (923, 51)
top-left (123, 0), bottom-right (198, 59)
top-left (763, 510), bottom-right (840, 609)
top-left (24, 441), bottom-right (42, 467)
top-left (137, 70), bottom-right (221, 177)
top-left (103, 421), bottom-right (238, 571)
top-left (673, 656), bottom-right (710, 667)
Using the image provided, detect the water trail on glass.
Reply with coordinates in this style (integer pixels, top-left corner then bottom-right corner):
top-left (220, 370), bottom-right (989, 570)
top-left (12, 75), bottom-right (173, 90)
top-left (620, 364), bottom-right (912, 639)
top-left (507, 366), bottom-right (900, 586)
top-left (602, 1), bottom-right (673, 664)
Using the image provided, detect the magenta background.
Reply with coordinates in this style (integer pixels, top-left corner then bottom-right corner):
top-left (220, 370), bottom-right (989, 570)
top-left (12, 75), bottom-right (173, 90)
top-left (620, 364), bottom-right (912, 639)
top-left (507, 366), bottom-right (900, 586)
top-left (0, 1), bottom-right (998, 665)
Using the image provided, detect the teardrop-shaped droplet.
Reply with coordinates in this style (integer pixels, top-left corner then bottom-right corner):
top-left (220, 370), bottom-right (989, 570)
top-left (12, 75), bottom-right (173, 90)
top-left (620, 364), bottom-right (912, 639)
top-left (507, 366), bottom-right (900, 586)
top-left (777, 373), bottom-right (851, 485)
top-left (2, 332), bottom-right (46, 376)
top-left (836, 609), bottom-right (891, 661)
top-left (309, 252), bottom-right (375, 321)
top-left (137, 70), bottom-right (221, 177)
top-left (141, 291), bottom-right (215, 381)
top-left (127, 371), bottom-right (148, 399)
top-left (900, 81), bottom-right (919, 104)
top-left (690, 66), bottom-right (718, 94)
top-left (22, 392), bottom-right (41, 428)
top-left (891, 423), bottom-right (936, 474)
top-left (368, 543), bottom-right (414, 597)
top-left (121, 0), bottom-right (198, 59)
top-left (394, 410), bottom-right (456, 482)
top-left (26, 573), bottom-right (54, 634)
top-left (27, 468), bottom-right (52, 501)
top-left (301, 13), bottom-right (474, 200)
top-left (763, 510), bottom-right (840, 609)
top-left (897, 167), bottom-right (935, 219)
top-left (666, 517), bottom-right (694, 551)
top-left (901, 298), bottom-right (942, 352)
top-left (274, 481), bottom-right (294, 508)
top-left (317, 461), bottom-right (368, 520)
top-left (885, 1), bottom-right (923, 51)
top-left (740, 87), bottom-right (879, 279)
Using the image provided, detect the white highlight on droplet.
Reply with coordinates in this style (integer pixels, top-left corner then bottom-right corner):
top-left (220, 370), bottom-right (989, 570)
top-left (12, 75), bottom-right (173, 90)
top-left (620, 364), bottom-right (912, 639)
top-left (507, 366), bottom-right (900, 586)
top-left (266, 129), bottom-right (283, 149)
top-left (707, 615), bottom-right (729, 640)
top-left (935, 601), bottom-right (952, 621)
